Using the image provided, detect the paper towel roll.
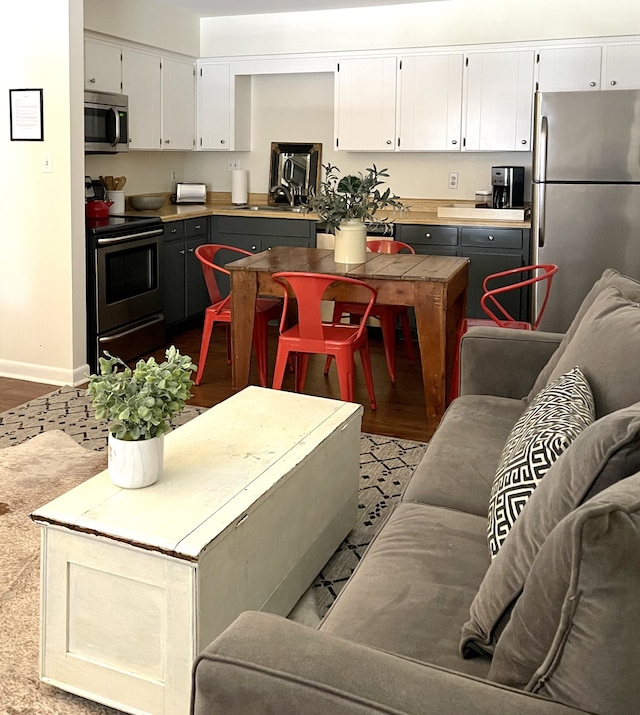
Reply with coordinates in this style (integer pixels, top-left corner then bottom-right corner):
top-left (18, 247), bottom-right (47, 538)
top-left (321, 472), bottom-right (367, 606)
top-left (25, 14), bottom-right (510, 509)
top-left (231, 169), bottom-right (248, 205)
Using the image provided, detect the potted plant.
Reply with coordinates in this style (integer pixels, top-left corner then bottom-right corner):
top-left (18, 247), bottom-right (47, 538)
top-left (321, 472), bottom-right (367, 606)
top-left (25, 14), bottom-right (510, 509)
top-left (87, 346), bottom-right (197, 489)
top-left (311, 163), bottom-right (406, 264)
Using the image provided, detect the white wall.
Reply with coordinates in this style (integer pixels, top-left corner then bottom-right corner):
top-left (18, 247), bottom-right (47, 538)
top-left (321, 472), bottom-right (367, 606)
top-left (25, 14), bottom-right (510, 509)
top-left (200, 0), bottom-right (640, 56)
top-left (1, 0), bottom-right (86, 386)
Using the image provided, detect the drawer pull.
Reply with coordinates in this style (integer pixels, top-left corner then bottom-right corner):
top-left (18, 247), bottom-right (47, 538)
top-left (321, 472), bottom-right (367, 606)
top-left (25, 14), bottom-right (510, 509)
top-left (611, 80), bottom-right (617, 86)
top-left (194, 224), bottom-right (201, 230)
top-left (451, 139), bottom-right (457, 145)
top-left (171, 228), bottom-right (178, 234)
top-left (488, 235), bottom-right (495, 241)
top-left (425, 232), bottom-right (431, 238)
top-left (386, 139), bottom-right (392, 145)
top-left (590, 81), bottom-right (597, 87)
top-left (521, 139), bottom-right (527, 145)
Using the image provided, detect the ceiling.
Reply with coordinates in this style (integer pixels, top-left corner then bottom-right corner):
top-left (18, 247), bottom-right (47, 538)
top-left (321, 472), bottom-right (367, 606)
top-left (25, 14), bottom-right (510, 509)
top-left (158, 0), bottom-right (441, 18)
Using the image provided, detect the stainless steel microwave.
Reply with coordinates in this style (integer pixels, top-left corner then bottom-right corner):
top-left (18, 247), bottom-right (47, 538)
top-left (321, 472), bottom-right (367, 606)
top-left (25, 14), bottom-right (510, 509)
top-left (84, 90), bottom-right (129, 154)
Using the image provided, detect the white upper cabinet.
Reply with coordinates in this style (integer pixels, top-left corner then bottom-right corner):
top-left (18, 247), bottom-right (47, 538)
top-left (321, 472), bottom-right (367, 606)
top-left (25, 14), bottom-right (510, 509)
top-left (85, 38), bottom-right (121, 93)
top-left (603, 43), bottom-right (640, 89)
top-left (122, 48), bottom-right (162, 150)
top-left (464, 50), bottom-right (535, 152)
top-left (398, 53), bottom-right (463, 151)
top-left (197, 62), bottom-right (251, 151)
top-left (162, 57), bottom-right (195, 150)
top-left (536, 46), bottom-right (602, 91)
top-left (335, 57), bottom-right (397, 151)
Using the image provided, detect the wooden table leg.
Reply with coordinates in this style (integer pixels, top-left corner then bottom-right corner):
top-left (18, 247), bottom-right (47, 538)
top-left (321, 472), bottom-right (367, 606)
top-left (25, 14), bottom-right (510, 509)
top-left (230, 270), bottom-right (258, 390)
top-left (414, 281), bottom-right (446, 435)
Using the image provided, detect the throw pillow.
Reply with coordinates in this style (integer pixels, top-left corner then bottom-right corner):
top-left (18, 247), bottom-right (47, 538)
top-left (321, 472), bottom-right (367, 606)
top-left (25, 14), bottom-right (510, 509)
top-left (487, 473), bottom-right (640, 715)
top-left (487, 366), bottom-right (594, 560)
top-left (460, 401), bottom-right (640, 659)
top-left (528, 268), bottom-right (640, 402)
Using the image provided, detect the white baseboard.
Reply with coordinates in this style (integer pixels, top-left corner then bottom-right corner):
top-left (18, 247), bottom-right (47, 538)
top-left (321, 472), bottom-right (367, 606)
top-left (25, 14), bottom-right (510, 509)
top-left (0, 359), bottom-right (90, 387)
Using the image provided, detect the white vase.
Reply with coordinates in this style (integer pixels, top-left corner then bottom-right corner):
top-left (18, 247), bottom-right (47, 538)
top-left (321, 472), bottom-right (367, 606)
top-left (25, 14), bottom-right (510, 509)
top-left (334, 219), bottom-right (367, 264)
top-left (107, 433), bottom-right (164, 489)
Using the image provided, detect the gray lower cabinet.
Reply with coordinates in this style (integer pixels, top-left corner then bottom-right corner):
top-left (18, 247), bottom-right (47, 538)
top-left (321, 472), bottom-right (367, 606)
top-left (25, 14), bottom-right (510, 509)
top-left (395, 223), bottom-right (531, 321)
top-left (161, 217), bottom-right (210, 328)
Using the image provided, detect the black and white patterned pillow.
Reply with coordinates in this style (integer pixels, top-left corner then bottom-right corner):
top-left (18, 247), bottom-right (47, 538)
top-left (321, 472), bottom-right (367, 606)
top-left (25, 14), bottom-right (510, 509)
top-left (487, 366), bottom-right (595, 559)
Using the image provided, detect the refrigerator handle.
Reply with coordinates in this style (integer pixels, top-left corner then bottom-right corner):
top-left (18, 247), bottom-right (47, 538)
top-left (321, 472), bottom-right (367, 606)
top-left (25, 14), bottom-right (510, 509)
top-left (532, 114), bottom-right (548, 247)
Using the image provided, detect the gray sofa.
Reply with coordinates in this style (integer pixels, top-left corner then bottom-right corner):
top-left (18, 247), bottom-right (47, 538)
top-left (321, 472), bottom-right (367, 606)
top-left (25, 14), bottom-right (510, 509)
top-left (191, 268), bottom-right (640, 715)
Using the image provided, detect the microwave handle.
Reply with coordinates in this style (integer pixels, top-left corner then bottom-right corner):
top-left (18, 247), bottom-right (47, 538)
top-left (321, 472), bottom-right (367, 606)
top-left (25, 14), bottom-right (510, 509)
top-left (110, 106), bottom-right (120, 147)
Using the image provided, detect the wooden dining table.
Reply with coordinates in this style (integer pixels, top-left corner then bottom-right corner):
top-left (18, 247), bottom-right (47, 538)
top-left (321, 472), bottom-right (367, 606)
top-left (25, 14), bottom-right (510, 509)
top-left (227, 246), bottom-right (469, 435)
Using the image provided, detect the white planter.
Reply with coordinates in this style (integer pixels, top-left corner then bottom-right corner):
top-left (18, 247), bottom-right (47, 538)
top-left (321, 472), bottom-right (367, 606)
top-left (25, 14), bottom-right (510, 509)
top-left (334, 219), bottom-right (367, 264)
top-left (107, 433), bottom-right (164, 489)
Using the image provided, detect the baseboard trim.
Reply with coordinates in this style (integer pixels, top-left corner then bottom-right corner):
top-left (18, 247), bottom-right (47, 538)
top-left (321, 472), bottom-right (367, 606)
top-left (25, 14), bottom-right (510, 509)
top-left (0, 359), bottom-right (90, 387)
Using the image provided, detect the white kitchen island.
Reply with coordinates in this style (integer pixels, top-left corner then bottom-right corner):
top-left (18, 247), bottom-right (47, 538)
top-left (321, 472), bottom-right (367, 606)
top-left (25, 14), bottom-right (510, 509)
top-left (31, 386), bottom-right (363, 715)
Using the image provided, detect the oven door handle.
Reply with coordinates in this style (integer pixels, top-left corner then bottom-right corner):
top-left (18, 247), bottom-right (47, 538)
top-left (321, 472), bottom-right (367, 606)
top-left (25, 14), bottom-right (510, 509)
top-left (97, 228), bottom-right (164, 245)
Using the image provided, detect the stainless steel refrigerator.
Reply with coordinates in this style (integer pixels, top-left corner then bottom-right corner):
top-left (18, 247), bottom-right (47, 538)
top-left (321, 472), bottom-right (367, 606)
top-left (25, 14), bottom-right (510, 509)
top-left (532, 89), bottom-right (640, 332)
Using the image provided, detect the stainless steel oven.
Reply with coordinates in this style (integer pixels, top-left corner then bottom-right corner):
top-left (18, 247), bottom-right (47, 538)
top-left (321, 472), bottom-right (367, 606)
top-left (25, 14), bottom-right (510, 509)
top-left (86, 215), bottom-right (165, 371)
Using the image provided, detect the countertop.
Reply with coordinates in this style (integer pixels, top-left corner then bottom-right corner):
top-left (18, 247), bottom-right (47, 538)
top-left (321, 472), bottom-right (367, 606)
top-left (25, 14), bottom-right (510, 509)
top-left (121, 193), bottom-right (532, 230)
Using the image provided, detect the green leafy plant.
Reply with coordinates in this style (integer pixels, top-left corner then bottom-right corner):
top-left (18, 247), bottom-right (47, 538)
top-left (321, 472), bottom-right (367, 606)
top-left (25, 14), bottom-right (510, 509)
top-left (310, 163), bottom-right (406, 233)
top-left (86, 346), bottom-right (197, 441)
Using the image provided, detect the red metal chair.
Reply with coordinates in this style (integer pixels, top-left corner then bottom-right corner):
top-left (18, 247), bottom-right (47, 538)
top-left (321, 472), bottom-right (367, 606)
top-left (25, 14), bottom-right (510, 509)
top-left (271, 272), bottom-right (378, 410)
top-left (325, 240), bottom-right (416, 383)
top-left (450, 263), bottom-right (559, 400)
top-left (194, 244), bottom-right (283, 387)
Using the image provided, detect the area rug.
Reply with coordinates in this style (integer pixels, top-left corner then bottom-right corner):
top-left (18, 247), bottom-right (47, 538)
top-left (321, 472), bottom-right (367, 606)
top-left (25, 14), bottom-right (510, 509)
top-left (0, 386), bottom-right (427, 714)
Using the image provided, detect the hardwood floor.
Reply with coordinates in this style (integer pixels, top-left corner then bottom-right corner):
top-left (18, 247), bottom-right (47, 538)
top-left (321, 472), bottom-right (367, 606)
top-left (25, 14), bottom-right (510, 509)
top-left (0, 324), bottom-right (431, 442)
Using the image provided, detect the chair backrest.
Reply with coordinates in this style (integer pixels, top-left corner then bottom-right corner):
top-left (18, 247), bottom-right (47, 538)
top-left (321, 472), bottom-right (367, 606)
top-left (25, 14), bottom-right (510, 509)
top-left (272, 272), bottom-right (377, 343)
top-left (366, 239), bottom-right (416, 255)
top-left (481, 264), bottom-right (559, 329)
top-left (195, 244), bottom-right (252, 307)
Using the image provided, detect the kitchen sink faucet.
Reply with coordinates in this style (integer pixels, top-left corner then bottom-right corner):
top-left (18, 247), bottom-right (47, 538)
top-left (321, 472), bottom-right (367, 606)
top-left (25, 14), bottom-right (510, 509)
top-left (270, 184), bottom-right (295, 207)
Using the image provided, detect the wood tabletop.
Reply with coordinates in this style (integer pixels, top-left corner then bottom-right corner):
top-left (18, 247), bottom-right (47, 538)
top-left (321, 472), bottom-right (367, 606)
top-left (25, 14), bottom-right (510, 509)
top-left (226, 246), bottom-right (469, 283)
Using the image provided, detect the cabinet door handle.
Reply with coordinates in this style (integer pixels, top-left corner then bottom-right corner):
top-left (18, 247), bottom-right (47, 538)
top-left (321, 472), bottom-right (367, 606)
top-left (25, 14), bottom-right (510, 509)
top-left (521, 139), bottom-right (527, 145)
top-left (590, 81), bottom-right (597, 87)
top-left (451, 139), bottom-right (457, 145)
top-left (194, 224), bottom-right (201, 230)
top-left (89, 77), bottom-right (96, 84)
top-left (611, 80), bottom-right (618, 86)
top-left (170, 228), bottom-right (178, 234)
top-left (267, 246), bottom-right (272, 251)
top-left (179, 249), bottom-right (185, 255)
top-left (220, 139), bottom-right (226, 144)
top-left (164, 139), bottom-right (170, 144)
top-left (252, 244), bottom-right (258, 251)
top-left (386, 139), bottom-right (392, 145)
top-left (188, 248), bottom-right (195, 253)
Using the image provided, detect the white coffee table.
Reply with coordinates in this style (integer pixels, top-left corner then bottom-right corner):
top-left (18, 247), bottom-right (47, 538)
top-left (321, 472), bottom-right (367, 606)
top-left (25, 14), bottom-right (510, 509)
top-left (31, 386), bottom-right (363, 715)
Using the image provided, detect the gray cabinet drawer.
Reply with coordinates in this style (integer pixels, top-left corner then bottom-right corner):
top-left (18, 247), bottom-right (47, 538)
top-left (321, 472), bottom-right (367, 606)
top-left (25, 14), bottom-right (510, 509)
top-left (184, 216), bottom-right (209, 238)
top-left (397, 224), bottom-right (458, 246)
top-left (214, 216), bottom-right (314, 239)
top-left (163, 221), bottom-right (185, 241)
top-left (460, 228), bottom-right (523, 249)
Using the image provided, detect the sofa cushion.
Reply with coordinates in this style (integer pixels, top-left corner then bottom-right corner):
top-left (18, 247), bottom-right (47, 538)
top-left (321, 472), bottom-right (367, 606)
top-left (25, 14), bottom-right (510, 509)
top-left (460, 402), bottom-right (640, 658)
top-left (402, 395), bottom-right (526, 517)
top-left (487, 472), bottom-right (640, 715)
top-left (487, 367), bottom-right (594, 559)
top-left (320, 501), bottom-right (492, 679)
top-left (528, 268), bottom-right (640, 402)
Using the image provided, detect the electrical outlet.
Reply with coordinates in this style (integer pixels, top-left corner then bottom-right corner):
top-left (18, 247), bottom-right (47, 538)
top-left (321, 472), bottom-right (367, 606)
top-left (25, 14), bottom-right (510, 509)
top-left (448, 172), bottom-right (459, 190)
top-left (170, 170), bottom-right (177, 183)
top-left (227, 159), bottom-right (240, 171)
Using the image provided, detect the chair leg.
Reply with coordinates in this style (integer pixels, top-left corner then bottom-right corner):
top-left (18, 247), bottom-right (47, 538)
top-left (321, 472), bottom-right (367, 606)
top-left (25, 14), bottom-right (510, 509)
top-left (334, 351), bottom-right (355, 403)
top-left (195, 312), bottom-right (216, 386)
top-left (253, 316), bottom-right (269, 388)
top-left (358, 343), bottom-right (377, 411)
top-left (272, 343), bottom-right (291, 391)
top-left (400, 309), bottom-right (416, 364)
top-left (295, 354), bottom-right (310, 393)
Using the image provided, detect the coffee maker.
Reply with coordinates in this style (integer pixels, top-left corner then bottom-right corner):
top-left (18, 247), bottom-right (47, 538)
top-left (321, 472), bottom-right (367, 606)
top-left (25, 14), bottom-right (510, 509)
top-left (491, 166), bottom-right (525, 209)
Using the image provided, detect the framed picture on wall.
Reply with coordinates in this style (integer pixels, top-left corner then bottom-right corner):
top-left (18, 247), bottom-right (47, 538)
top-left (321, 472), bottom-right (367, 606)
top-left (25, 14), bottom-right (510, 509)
top-left (9, 88), bottom-right (44, 141)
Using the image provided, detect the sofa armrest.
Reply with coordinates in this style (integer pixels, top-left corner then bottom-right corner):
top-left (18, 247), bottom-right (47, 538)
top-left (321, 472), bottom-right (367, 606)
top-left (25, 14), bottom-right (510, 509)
top-left (191, 612), bottom-right (587, 715)
top-left (459, 326), bottom-right (563, 399)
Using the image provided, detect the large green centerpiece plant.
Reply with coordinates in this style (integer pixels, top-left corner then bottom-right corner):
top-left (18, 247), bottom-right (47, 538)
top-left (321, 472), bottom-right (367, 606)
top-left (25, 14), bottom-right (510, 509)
top-left (86, 346), bottom-right (197, 488)
top-left (311, 163), bottom-right (406, 233)
top-left (311, 163), bottom-right (405, 264)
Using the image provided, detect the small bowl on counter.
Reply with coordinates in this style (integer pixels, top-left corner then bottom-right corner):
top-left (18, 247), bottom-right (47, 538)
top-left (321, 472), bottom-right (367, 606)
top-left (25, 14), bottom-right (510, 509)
top-left (129, 195), bottom-right (166, 211)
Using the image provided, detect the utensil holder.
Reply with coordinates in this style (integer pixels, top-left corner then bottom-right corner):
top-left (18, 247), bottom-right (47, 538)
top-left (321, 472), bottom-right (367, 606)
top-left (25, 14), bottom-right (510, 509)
top-left (108, 191), bottom-right (125, 214)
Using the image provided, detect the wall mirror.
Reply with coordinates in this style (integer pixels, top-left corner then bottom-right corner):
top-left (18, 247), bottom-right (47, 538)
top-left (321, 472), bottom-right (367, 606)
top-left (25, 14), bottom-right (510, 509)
top-left (268, 142), bottom-right (322, 207)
